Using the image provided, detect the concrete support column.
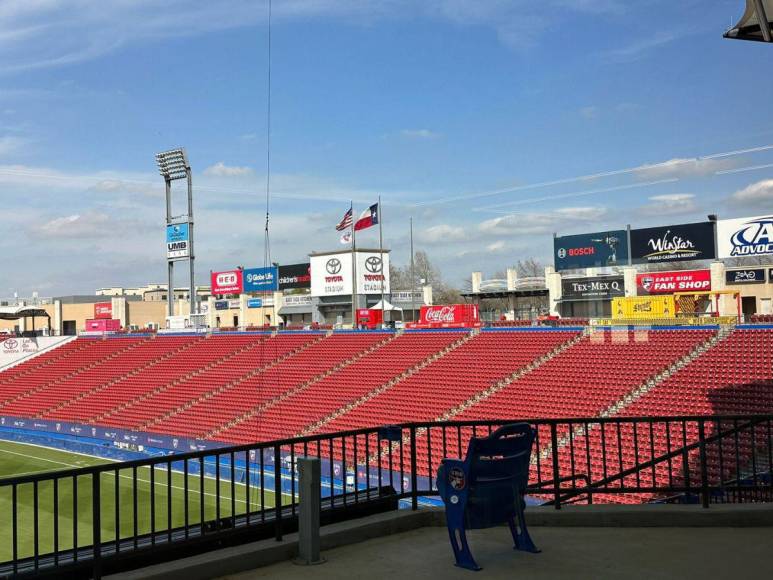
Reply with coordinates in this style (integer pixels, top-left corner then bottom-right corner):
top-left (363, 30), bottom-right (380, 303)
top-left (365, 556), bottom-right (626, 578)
top-left (710, 261), bottom-right (733, 317)
top-left (111, 297), bottom-right (127, 328)
top-left (471, 272), bottom-right (482, 294)
top-left (207, 296), bottom-right (217, 329)
top-left (239, 294), bottom-right (248, 328)
top-left (422, 285), bottom-right (433, 306)
top-left (295, 458), bottom-right (324, 565)
top-left (623, 267), bottom-right (638, 297)
top-left (546, 266), bottom-right (562, 317)
top-left (53, 300), bottom-right (62, 336)
top-left (506, 268), bottom-right (517, 320)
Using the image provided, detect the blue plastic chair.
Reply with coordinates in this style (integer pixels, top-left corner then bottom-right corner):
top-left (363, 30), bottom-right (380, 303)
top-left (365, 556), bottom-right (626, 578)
top-left (436, 423), bottom-right (540, 571)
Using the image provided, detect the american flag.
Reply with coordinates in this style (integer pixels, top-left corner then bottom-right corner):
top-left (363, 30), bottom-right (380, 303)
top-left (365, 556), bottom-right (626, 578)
top-left (336, 206), bottom-right (353, 231)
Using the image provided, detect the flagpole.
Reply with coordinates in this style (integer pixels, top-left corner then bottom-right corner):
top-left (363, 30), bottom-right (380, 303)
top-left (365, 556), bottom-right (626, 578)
top-left (410, 216), bottom-right (415, 322)
top-left (378, 195), bottom-right (386, 328)
top-left (350, 202), bottom-right (357, 329)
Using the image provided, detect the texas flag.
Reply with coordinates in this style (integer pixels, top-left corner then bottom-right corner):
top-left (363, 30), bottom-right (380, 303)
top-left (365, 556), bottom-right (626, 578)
top-left (354, 203), bottom-right (379, 231)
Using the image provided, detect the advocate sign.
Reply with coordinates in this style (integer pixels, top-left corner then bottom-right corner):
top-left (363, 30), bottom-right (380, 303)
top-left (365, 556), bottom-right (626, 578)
top-left (561, 276), bottom-right (624, 300)
top-left (554, 230), bottom-right (628, 271)
top-left (630, 221), bottom-right (715, 264)
top-left (717, 215), bottom-right (773, 259)
top-left (636, 270), bottom-right (711, 295)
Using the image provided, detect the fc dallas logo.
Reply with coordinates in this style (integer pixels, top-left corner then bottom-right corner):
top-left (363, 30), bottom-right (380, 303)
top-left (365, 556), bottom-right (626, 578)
top-left (641, 276), bottom-right (654, 291)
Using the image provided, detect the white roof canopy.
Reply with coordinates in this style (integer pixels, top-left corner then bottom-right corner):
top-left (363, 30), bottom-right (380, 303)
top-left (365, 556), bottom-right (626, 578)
top-left (371, 299), bottom-right (402, 312)
top-left (725, 0), bottom-right (773, 42)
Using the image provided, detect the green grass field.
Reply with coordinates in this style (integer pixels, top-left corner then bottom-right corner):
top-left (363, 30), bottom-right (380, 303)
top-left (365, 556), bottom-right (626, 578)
top-left (0, 440), bottom-right (280, 563)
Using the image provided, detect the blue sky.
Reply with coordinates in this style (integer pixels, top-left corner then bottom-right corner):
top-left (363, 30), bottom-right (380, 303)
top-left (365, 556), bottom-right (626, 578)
top-left (1, 0), bottom-right (773, 295)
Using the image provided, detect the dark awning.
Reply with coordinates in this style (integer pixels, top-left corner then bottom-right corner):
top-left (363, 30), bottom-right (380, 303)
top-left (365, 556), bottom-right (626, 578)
top-left (461, 289), bottom-right (548, 300)
top-left (0, 306), bottom-right (50, 320)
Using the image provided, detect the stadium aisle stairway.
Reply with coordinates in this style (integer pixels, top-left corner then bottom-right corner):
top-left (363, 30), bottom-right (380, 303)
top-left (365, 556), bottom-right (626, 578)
top-left (97, 333), bottom-right (316, 429)
top-left (42, 334), bottom-right (264, 423)
top-left (153, 332), bottom-right (391, 440)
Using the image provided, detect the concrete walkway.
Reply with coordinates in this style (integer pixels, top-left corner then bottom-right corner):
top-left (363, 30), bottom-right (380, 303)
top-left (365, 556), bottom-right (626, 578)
top-left (222, 525), bottom-right (773, 580)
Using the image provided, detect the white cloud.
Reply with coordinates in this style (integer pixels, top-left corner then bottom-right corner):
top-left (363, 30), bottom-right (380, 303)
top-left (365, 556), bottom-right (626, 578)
top-left (486, 240), bottom-right (507, 253)
top-left (400, 129), bottom-right (440, 140)
top-left (202, 162), bottom-right (253, 177)
top-left (33, 212), bottom-right (128, 239)
top-left (601, 31), bottom-right (678, 63)
top-left (0, 135), bottom-right (25, 155)
top-left (633, 157), bottom-right (735, 180)
top-left (732, 179), bottom-right (773, 205)
top-left (478, 206), bottom-right (606, 236)
top-left (418, 224), bottom-right (468, 244)
top-left (579, 106), bottom-right (598, 120)
top-left (638, 193), bottom-right (697, 217)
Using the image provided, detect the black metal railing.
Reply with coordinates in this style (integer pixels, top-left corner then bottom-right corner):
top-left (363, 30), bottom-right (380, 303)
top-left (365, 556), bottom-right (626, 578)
top-left (0, 414), bottom-right (771, 578)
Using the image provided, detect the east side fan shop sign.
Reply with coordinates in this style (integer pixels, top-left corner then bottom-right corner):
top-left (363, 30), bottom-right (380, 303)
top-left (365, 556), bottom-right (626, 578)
top-left (636, 270), bottom-right (711, 295)
top-left (630, 221), bottom-right (715, 264)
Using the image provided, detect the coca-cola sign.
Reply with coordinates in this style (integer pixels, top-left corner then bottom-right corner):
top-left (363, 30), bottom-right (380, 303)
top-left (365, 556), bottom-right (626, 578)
top-left (418, 304), bottom-right (479, 327)
top-left (630, 222), bottom-right (716, 264)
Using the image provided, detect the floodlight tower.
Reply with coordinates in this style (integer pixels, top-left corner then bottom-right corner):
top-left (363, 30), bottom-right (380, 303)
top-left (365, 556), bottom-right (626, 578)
top-left (155, 148), bottom-right (197, 318)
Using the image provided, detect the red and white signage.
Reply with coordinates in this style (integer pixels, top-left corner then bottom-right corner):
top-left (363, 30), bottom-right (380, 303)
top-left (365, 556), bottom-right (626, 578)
top-left (94, 302), bottom-right (112, 319)
top-left (85, 319), bottom-right (121, 332)
top-left (409, 304), bottom-right (480, 328)
top-left (636, 270), bottom-right (711, 295)
top-left (211, 269), bottom-right (243, 295)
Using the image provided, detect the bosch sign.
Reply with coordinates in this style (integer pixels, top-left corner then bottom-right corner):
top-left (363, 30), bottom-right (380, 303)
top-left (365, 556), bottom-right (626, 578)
top-left (636, 270), bottom-right (711, 295)
top-left (210, 269), bottom-right (243, 295)
top-left (554, 230), bottom-right (628, 271)
top-left (718, 215), bottom-right (773, 258)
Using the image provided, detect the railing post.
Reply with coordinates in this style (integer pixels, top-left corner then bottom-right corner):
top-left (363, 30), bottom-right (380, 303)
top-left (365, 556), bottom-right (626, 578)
top-left (551, 423), bottom-right (561, 510)
top-left (698, 419), bottom-right (710, 508)
top-left (274, 444), bottom-right (283, 541)
top-left (295, 458), bottom-right (324, 565)
top-left (410, 427), bottom-right (418, 510)
top-left (92, 473), bottom-right (102, 579)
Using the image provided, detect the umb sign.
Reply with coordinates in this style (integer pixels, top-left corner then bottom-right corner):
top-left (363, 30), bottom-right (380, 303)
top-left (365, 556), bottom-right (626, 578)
top-left (717, 215), bottom-right (773, 258)
top-left (211, 269), bottom-right (243, 295)
top-left (166, 223), bottom-right (190, 260)
top-left (636, 270), bottom-right (711, 295)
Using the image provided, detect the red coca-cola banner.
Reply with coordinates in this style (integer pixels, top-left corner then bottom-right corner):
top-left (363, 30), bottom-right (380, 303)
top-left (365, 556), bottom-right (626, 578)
top-left (94, 302), bottom-right (112, 319)
top-left (211, 269), bottom-right (243, 295)
top-left (409, 304), bottom-right (480, 328)
top-left (636, 269), bottom-right (711, 295)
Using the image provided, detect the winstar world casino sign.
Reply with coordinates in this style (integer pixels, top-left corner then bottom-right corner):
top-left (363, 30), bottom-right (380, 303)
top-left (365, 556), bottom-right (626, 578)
top-left (636, 270), bottom-right (711, 295)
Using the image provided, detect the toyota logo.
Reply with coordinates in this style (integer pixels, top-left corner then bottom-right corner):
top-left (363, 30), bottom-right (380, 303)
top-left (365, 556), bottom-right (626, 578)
top-left (557, 248), bottom-right (567, 259)
top-left (365, 256), bottom-right (382, 273)
top-left (3, 339), bottom-right (18, 349)
top-left (326, 258), bottom-right (342, 274)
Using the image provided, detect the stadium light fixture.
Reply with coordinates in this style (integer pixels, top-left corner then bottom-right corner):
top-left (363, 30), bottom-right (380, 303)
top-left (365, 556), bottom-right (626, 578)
top-left (155, 148), bottom-right (190, 181)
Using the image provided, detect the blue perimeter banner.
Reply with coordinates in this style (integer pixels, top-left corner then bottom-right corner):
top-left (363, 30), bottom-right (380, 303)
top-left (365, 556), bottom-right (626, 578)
top-left (244, 266), bottom-right (278, 292)
top-left (554, 229), bottom-right (628, 271)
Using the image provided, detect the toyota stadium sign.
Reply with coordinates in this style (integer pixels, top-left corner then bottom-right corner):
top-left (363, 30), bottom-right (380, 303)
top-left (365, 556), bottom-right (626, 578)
top-left (554, 230), bottom-right (628, 271)
top-left (636, 269), bottom-right (711, 295)
top-left (630, 221), bottom-right (715, 264)
top-left (310, 251), bottom-right (390, 297)
top-left (211, 269), bottom-right (243, 295)
top-left (561, 276), bottom-right (624, 300)
top-left (717, 215), bottom-right (773, 259)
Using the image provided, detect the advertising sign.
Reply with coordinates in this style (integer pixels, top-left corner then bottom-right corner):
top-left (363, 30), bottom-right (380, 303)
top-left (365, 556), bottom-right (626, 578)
top-left (407, 304), bottom-right (480, 328)
top-left (211, 269), bottom-right (243, 295)
top-left (247, 298), bottom-right (263, 308)
top-left (717, 215), bottom-right (773, 258)
top-left (612, 296), bottom-right (675, 319)
top-left (561, 276), bottom-right (624, 300)
top-left (214, 300), bottom-right (229, 311)
top-left (554, 230), bottom-right (628, 271)
top-left (166, 223), bottom-right (190, 260)
top-left (310, 252), bottom-right (391, 297)
top-left (636, 270), bottom-right (711, 295)
top-left (243, 267), bottom-right (278, 292)
top-left (356, 251), bottom-right (390, 295)
top-left (630, 221), bottom-right (715, 264)
top-left (726, 269), bottom-right (767, 285)
top-left (278, 263), bottom-right (311, 290)
top-left (93, 302), bottom-right (112, 319)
